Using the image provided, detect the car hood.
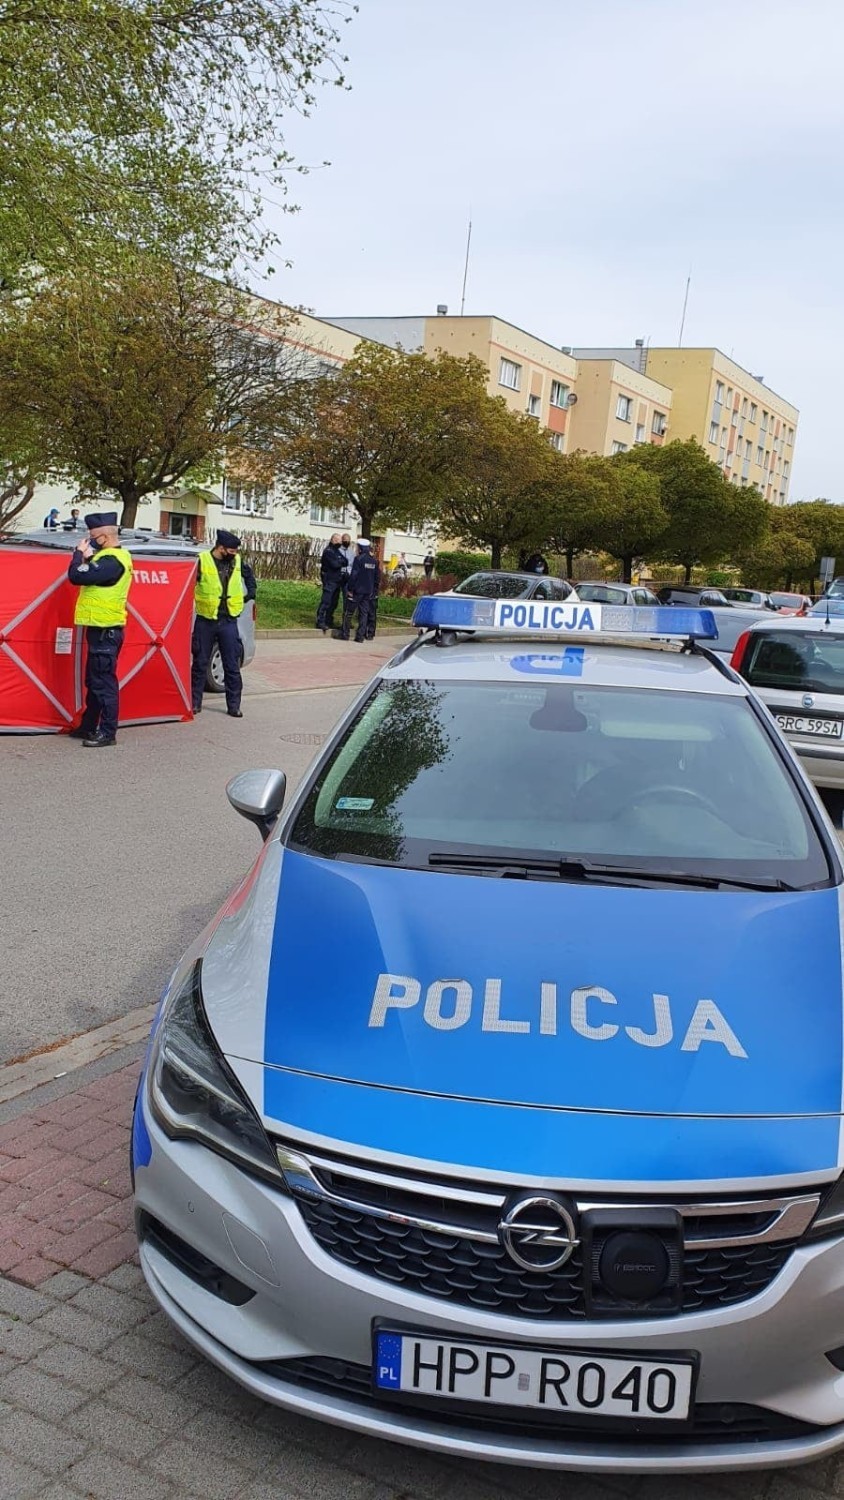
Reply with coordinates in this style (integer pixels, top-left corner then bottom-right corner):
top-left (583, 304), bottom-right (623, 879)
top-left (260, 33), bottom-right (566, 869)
top-left (202, 848), bottom-right (844, 1187)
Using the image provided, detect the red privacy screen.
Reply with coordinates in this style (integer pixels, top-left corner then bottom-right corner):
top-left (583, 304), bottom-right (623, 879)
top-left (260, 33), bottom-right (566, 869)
top-left (0, 548), bottom-right (194, 732)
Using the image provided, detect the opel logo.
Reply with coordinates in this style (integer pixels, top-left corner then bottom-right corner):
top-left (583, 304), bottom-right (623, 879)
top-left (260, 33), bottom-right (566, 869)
top-left (802, 693), bottom-right (814, 709)
top-left (499, 1196), bottom-right (578, 1272)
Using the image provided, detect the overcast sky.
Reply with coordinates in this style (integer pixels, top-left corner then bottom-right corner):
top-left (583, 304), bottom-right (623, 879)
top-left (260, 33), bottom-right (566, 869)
top-left (257, 0), bottom-right (843, 500)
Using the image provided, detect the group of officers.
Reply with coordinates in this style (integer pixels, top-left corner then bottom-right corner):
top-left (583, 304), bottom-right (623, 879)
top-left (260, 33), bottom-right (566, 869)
top-left (66, 513), bottom-right (254, 746)
top-left (316, 532), bottom-right (381, 642)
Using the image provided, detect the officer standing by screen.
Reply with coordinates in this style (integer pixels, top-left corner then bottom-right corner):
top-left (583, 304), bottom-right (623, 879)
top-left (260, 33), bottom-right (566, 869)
top-left (191, 529), bottom-right (256, 718)
top-left (338, 539), bottom-right (380, 642)
top-left (67, 511), bottom-right (134, 747)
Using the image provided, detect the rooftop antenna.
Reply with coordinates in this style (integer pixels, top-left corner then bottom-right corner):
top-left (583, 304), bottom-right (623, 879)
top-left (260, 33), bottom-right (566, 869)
top-left (678, 272), bottom-right (691, 346)
top-left (460, 214), bottom-right (472, 316)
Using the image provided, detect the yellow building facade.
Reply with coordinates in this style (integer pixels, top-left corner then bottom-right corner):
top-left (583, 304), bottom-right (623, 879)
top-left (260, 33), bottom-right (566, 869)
top-left (568, 359), bottom-right (672, 457)
top-left (644, 349), bottom-right (798, 504)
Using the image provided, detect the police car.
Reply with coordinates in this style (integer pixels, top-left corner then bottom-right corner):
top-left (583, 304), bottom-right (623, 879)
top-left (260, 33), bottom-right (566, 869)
top-left (133, 597), bottom-right (844, 1474)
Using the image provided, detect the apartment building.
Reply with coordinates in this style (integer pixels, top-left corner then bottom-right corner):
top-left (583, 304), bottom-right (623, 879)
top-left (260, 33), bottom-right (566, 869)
top-left (326, 313), bottom-right (579, 452)
top-left (575, 345), bottom-right (799, 503)
top-left (568, 359), bottom-right (672, 457)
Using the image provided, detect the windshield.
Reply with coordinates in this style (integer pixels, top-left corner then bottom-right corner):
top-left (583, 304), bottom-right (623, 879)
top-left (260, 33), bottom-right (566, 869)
top-left (741, 630), bottom-right (844, 695)
top-left (771, 593), bottom-right (803, 609)
top-left (725, 589), bottom-right (758, 603)
top-left (453, 573), bottom-right (529, 599)
top-left (289, 679), bottom-right (829, 889)
top-left (577, 584), bottom-right (629, 604)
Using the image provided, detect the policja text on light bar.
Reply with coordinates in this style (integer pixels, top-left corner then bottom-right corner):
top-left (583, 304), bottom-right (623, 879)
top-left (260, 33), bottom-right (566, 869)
top-left (411, 596), bottom-right (719, 640)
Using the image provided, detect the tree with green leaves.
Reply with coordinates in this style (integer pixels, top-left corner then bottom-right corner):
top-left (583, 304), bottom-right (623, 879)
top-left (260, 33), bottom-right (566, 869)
top-left (597, 462), bottom-right (668, 582)
top-left (774, 500), bottom-right (844, 589)
top-left (281, 343), bottom-right (492, 542)
top-left (737, 526), bottom-right (815, 591)
top-left (619, 439), bottom-right (739, 582)
top-left (436, 398), bottom-right (556, 570)
top-left (0, 259), bottom-right (302, 525)
top-left (538, 452), bottom-right (614, 579)
top-left (0, 1), bottom-right (352, 283)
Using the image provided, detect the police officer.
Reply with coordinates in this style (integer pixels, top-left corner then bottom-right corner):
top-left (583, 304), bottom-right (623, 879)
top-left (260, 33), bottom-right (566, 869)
top-left (338, 539), bottom-right (380, 642)
top-left (191, 529), bottom-right (256, 718)
top-left (316, 533), bottom-right (348, 634)
top-left (67, 511), bottom-right (134, 747)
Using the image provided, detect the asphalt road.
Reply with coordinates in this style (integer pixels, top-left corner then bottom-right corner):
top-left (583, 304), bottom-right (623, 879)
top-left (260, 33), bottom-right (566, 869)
top-left (0, 634), bottom-right (408, 1065)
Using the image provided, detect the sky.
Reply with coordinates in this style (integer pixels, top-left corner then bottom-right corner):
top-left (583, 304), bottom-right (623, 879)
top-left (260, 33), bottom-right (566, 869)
top-left (254, 0), bottom-right (844, 500)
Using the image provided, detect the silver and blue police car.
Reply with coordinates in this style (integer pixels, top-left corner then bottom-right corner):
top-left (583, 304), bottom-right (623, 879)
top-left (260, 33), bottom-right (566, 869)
top-left (133, 597), bottom-right (844, 1474)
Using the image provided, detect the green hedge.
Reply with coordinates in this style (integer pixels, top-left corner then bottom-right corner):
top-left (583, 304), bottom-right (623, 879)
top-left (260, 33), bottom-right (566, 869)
top-left (434, 549), bottom-right (491, 582)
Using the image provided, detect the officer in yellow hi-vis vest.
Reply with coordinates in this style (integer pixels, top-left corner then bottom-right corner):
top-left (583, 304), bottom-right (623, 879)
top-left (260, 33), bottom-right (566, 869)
top-left (191, 529), bottom-right (256, 718)
top-left (67, 511), bottom-right (133, 748)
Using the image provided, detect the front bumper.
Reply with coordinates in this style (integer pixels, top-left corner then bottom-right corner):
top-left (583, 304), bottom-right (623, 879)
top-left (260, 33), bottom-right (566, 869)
top-left (134, 1100), bottom-right (844, 1473)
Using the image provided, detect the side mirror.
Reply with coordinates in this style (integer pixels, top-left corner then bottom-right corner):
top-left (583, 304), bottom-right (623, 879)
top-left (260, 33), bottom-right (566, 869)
top-left (226, 769), bottom-right (286, 841)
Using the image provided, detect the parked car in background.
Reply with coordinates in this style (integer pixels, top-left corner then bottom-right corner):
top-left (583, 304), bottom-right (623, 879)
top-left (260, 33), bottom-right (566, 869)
top-left (809, 599), bottom-right (844, 618)
top-left (704, 606), bottom-right (765, 661)
top-left (721, 587), bottom-right (778, 611)
top-left (823, 579), bottom-right (844, 600)
top-left (769, 591), bottom-right (812, 615)
top-left (9, 525), bottom-right (256, 692)
top-left (732, 614), bottom-right (844, 788)
top-left (448, 571), bottom-right (576, 602)
top-left (575, 581), bottom-right (661, 606)
top-left (657, 584), bottom-right (732, 608)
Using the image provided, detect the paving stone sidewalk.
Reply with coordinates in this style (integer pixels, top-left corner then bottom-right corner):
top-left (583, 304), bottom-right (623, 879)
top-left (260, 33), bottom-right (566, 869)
top-left (1, 1053), bottom-right (843, 1499)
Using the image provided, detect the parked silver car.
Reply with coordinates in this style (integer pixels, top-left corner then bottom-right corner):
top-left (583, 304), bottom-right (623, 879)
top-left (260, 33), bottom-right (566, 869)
top-left (732, 614), bottom-right (844, 788)
top-left (576, 581), bottom-right (660, 606)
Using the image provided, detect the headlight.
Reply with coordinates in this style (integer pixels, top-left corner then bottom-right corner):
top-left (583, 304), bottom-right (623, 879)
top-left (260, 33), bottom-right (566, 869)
top-left (148, 960), bottom-right (282, 1184)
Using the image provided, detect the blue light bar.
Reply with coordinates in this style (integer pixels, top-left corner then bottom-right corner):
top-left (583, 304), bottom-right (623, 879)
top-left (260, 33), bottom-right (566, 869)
top-left (411, 595), bottom-right (718, 641)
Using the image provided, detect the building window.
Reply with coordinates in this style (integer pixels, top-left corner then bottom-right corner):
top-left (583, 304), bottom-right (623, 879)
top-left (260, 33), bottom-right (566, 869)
top-left (720, 429), bottom-right (727, 449)
top-left (761, 411), bottom-right (769, 433)
top-left (745, 439), bottom-right (752, 459)
top-left (750, 403), bottom-right (758, 422)
top-left (550, 380), bottom-right (570, 408)
top-left (616, 395), bottom-right (633, 422)
top-left (549, 432), bottom-right (564, 452)
top-left (222, 479), bottom-right (271, 516)
top-left (635, 423), bottom-right (646, 443)
top-left (731, 409), bottom-right (738, 426)
top-left (309, 502), bottom-right (346, 526)
top-left (783, 460), bottom-right (790, 478)
top-left (709, 421), bottom-right (720, 444)
top-left (726, 387), bottom-right (733, 405)
top-left (787, 427), bottom-right (794, 446)
top-left (499, 357), bottom-right (521, 391)
top-left (652, 411), bottom-right (667, 436)
top-left (756, 445), bottom-right (764, 464)
top-left (611, 440), bottom-right (628, 454)
top-left (715, 380), bottom-right (725, 403)
top-left (526, 393), bottom-right (541, 417)
top-left (741, 398), bottom-right (748, 418)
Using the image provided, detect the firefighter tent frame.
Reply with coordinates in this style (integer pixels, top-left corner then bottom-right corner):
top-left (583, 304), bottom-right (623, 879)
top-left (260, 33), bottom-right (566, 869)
top-left (0, 548), bottom-right (195, 731)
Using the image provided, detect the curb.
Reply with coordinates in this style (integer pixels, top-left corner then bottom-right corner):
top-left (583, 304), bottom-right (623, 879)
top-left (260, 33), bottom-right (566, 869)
top-left (255, 624), bottom-right (416, 639)
top-left (0, 1005), bottom-right (154, 1115)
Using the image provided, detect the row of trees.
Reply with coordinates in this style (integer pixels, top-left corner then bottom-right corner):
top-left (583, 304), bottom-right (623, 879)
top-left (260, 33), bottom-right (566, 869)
top-left (0, 256), bottom-right (837, 589)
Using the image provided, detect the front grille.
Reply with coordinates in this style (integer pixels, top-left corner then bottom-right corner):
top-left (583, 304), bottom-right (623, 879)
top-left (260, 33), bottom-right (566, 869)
top-left (277, 1140), bottom-right (819, 1324)
top-left (262, 1355), bottom-right (819, 1446)
top-left (298, 1198), bottom-right (797, 1320)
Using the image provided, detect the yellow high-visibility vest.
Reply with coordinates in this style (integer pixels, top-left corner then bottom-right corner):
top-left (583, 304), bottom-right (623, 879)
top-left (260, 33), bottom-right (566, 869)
top-left (73, 547), bottom-right (133, 627)
top-left (195, 550), bottom-right (245, 620)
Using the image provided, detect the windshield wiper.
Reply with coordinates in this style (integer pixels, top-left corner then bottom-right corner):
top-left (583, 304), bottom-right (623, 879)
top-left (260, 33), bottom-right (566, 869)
top-left (427, 852), bottom-right (795, 892)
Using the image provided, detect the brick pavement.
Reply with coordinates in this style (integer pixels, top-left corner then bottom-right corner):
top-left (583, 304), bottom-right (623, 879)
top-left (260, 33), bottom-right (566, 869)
top-left (2, 1054), bottom-right (844, 1498)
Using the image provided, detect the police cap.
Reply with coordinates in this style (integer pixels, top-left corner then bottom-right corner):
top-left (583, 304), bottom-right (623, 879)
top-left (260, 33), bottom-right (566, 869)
top-left (85, 512), bottom-right (118, 529)
top-left (216, 529), bottom-right (241, 550)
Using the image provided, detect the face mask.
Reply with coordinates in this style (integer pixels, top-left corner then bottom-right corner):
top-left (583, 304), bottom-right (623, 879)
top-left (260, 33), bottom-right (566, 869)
top-left (90, 536), bottom-right (104, 550)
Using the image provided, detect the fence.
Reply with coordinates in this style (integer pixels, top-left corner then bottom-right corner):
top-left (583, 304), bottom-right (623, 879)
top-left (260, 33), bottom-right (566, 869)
top-left (237, 531), bottom-right (323, 582)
